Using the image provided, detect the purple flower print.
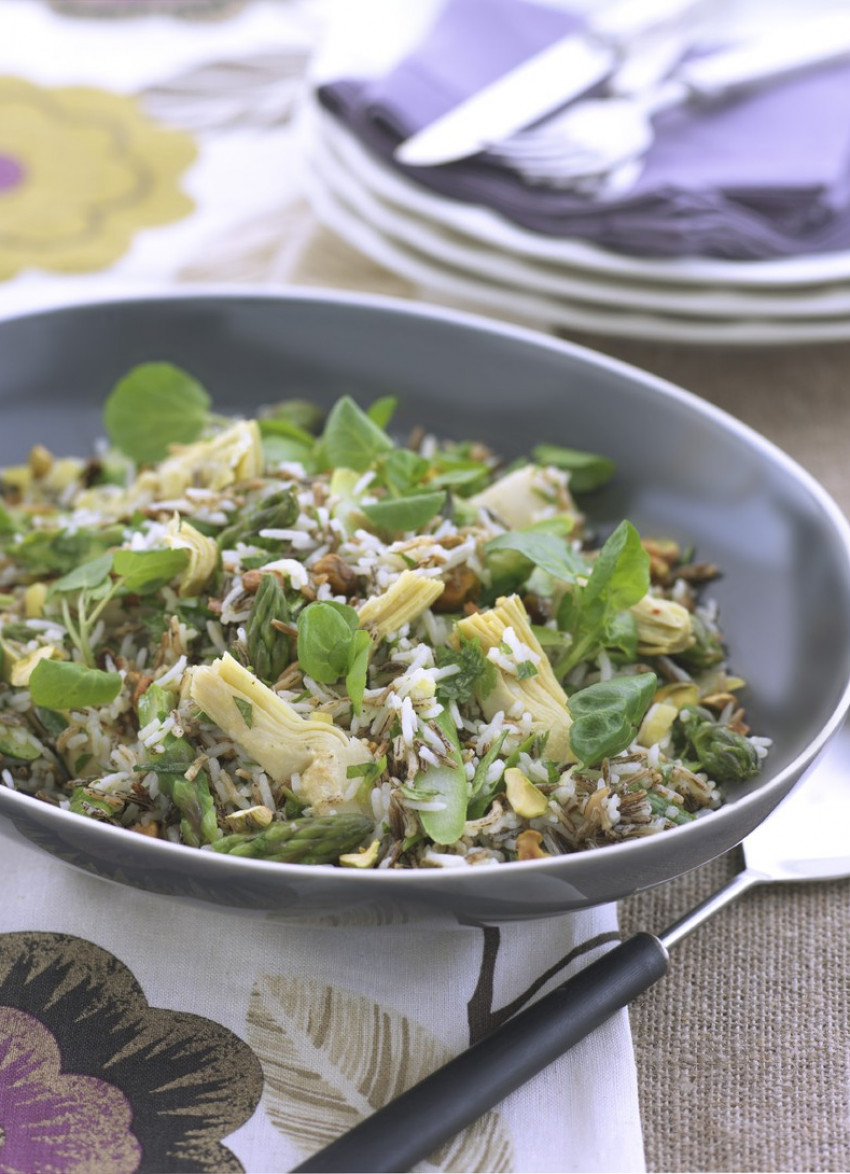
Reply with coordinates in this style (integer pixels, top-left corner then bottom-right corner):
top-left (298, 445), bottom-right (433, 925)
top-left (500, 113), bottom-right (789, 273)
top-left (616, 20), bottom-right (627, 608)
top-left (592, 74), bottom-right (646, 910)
top-left (0, 1006), bottom-right (142, 1173)
top-left (0, 934), bottom-right (264, 1174)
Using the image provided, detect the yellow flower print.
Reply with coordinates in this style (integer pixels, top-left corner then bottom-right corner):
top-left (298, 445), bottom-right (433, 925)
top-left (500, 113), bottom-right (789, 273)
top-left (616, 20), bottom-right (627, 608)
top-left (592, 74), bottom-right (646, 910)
top-left (0, 77), bottom-right (197, 279)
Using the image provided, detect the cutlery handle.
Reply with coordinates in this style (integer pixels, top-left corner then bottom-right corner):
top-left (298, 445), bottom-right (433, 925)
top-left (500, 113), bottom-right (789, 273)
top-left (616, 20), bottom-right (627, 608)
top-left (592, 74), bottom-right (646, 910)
top-left (289, 932), bottom-right (669, 1174)
top-left (676, 12), bottom-right (850, 99)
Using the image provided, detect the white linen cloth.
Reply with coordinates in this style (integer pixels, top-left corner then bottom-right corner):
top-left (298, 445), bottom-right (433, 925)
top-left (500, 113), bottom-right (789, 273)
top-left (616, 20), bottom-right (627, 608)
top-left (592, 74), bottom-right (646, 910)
top-left (0, 3), bottom-right (645, 1170)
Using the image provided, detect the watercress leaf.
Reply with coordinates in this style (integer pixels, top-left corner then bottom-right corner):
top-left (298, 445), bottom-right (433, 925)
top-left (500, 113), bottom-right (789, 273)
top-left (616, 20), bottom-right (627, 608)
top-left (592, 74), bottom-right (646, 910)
top-left (261, 399), bottom-right (325, 435)
top-left (52, 553), bottom-right (115, 594)
top-left (485, 531), bottom-right (587, 583)
top-left (296, 601), bottom-right (355, 682)
top-left (426, 464), bottom-right (489, 494)
top-left (29, 659), bottom-right (122, 710)
top-left (322, 600), bottom-right (360, 633)
top-left (583, 520), bottom-right (649, 616)
top-left (103, 362), bottom-right (211, 464)
top-left (378, 449), bottom-right (430, 495)
top-left (345, 628), bottom-right (372, 715)
top-left (113, 548), bottom-right (190, 594)
top-left (531, 444), bottom-right (616, 492)
top-left (366, 396), bottom-right (398, 430)
top-left (257, 416), bottom-right (317, 446)
top-left (322, 396), bottom-right (393, 472)
top-left (436, 636), bottom-right (496, 703)
top-left (603, 610), bottom-right (639, 660)
top-left (568, 672), bottom-right (657, 765)
top-left (6, 525), bottom-right (126, 577)
top-left (362, 491), bottom-right (445, 534)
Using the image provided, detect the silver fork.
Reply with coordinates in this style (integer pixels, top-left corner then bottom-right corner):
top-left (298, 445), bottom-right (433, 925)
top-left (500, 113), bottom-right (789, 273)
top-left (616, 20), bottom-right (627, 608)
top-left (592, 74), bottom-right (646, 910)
top-left (492, 12), bottom-right (850, 190)
top-left (291, 721), bottom-right (850, 1173)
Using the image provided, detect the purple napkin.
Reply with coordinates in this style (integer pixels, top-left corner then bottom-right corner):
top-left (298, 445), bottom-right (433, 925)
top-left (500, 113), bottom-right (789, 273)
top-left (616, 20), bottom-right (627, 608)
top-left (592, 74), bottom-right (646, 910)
top-left (318, 0), bottom-right (850, 260)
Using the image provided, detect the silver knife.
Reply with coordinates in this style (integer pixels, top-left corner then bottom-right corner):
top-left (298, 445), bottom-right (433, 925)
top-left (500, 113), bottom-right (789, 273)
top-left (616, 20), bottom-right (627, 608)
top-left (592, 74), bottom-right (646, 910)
top-left (394, 0), bottom-right (705, 167)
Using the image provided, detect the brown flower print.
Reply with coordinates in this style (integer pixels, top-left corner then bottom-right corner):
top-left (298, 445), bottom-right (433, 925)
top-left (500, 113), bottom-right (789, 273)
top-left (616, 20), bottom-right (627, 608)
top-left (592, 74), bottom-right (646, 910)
top-left (0, 933), bottom-right (264, 1174)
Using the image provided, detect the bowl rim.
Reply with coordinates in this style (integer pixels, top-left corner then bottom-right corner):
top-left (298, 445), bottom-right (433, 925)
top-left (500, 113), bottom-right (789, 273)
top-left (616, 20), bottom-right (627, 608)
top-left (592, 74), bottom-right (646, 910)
top-left (2, 283), bottom-right (850, 891)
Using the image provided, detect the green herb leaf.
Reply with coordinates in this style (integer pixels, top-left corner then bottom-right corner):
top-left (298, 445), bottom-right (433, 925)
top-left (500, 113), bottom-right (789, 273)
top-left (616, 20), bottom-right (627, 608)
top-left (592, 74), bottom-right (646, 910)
top-left (377, 449), bottom-right (430, 495)
top-left (556, 520), bottom-right (650, 675)
top-left (485, 530), bottom-right (587, 584)
top-left (29, 659), bottom-right (122, 710)
top-left (234, 696), bottom-right (254, 728)
top-left (296, 601), bottom-right (359, 683)
top-left (52, 553), bottom-right (115, 594)
top-left (112, 548), bottom-right (189, 594)
top-left (531, 445), bottom-right (616, 492)
top-left (257, 416), bottom-right (317, 446)
top-left (3, 526), bottom-right (126, 577)
top-left (568, 672), bottom-right (657, 765)
top-left (366, 396), bottom-right (398, 430)
top-left (260, 399), bottom-right (325, 435)
top-left (103, 362), bottom-right (211, 464)
top-left (345, 628), bottom-right (372, 715)
top-left (583, 520), bottom-right (649, 617)
top-left (435, 635), bottom-right (496, 703)
top-left (426, 460), bottom-right (490, 494)
top-left (322, 396), bottom-right (393, 472)
top-left (363, 491), bottom-right (445, 534)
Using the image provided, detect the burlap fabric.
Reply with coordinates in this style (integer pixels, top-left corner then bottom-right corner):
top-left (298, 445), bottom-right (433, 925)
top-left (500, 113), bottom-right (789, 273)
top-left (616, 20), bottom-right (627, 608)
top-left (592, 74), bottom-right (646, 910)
top-left (284, 225), bottom-right (850, 1173)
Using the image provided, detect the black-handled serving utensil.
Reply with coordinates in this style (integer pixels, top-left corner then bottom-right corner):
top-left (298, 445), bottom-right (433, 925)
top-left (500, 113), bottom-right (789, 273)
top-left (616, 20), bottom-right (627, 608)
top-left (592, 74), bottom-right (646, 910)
top-left (291, 737), bottom-right (850, 1174)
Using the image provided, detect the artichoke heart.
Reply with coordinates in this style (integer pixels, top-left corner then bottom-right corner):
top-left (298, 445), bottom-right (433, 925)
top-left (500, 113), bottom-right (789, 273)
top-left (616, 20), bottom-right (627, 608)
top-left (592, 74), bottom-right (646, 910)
top-left (140, 419), bottom-right (263, 499)
top-left (164, 514), bottom-right (219, 597)
top-left (456, 594), bottom-right (575, 764)
top-left (189, 654), bottom-right (373, 815)
top-left (357, 569), bottom-right (444, 642)
top-left (1, 641), bottom-right (62, 687)
top-left (632, 594), bottom-right (694, 656)
top-left (468, 464), bottom-right (577, 530)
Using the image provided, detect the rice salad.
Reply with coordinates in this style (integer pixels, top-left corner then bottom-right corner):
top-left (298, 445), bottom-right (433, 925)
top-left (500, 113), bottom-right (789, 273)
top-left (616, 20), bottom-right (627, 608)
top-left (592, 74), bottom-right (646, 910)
top-left (0, 364), bottom-right (769, 870)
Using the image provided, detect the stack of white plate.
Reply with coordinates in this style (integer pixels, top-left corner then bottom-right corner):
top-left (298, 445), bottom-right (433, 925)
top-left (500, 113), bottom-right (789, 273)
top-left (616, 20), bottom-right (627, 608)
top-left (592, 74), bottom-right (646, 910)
top-left (301, 92), bottom-right (850, 346)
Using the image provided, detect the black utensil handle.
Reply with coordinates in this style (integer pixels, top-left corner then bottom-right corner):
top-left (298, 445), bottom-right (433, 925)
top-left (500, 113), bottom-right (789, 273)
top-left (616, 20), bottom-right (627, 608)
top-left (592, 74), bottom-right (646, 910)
top-left (291, 932), bottom-right (668, 1174)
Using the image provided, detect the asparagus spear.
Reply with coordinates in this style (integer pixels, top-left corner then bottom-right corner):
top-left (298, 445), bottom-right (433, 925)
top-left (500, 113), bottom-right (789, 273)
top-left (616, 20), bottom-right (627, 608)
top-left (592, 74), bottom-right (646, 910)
top-left (137, 682), bottom-right (221, 846)
top-left (217, 488), bottom-right (298, 551)
top-left (212, 812), bottom-right (373, 864)
top-left (246, 572), bottom-right (291, 684)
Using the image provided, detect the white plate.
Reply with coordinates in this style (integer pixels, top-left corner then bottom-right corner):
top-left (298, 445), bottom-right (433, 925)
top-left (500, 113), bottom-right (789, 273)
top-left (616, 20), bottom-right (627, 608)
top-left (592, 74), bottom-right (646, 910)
top-left (303, 149), bottom-right (850, 345)
top-left (313, 98), bottom-right (850, 292)
top-left (310, 105), bottom-right (850, 321)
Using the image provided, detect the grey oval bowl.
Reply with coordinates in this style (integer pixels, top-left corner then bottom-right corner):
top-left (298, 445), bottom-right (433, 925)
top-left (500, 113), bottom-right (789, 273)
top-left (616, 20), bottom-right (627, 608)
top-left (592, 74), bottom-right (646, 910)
top-left (1, 289), bottom-right (849, 921)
